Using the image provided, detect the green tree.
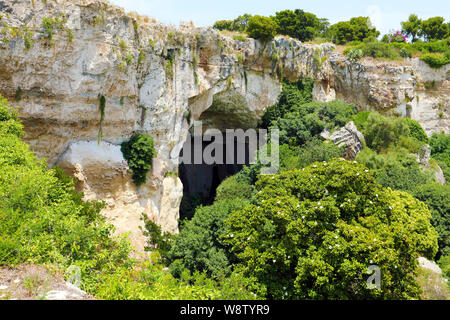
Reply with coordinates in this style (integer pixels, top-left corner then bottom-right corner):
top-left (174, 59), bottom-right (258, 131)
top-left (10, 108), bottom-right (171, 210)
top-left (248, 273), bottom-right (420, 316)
top-left (213, 20), bottom-right (234, 31)
top-left (420, 17), bottom-right (448, 41)
top-left (246, 15), bottom-right (278, 41)
top-left (328, 17), bottom-right (380, 44)
top-left (273, 9), bottom-right (325, 41)
top-left (413, 184), bottom-right (450, 257)
top-left (232, 14), bottom-right (252, 32)
top-left (223, 159), bottom-right (438, 299)
top-left (168, 199), bottom-right (250, 278)
top-left (401, 14), bottom-right (422, 42)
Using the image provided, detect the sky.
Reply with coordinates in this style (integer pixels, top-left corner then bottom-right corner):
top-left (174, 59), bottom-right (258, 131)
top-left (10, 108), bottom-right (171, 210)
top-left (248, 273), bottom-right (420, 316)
top-left (109, 0), bottom-right (449, 36)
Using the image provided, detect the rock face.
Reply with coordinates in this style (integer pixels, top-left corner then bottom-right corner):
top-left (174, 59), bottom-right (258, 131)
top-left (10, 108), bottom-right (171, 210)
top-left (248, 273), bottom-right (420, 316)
top-left (412, 144), bottom-right (446, 185)
top-left (327, 122), bottom-right (365, 160)
top-left (0, 0), bottom-right (448, 253)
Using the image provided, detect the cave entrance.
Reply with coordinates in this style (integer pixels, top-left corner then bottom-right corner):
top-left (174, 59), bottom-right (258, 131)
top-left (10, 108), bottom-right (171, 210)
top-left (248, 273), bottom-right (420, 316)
top-left (178, 134), bottom-right (250, 220)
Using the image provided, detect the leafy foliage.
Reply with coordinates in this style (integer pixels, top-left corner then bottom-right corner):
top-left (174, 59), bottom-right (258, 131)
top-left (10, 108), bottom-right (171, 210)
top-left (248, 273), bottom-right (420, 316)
top-left (223, 159), bottom-right (438, 299)
top-left (279, 138), bottom-right (342, 171)
top-left (246, 15), bottom-right (278, 41)
top-left (413, 184), bottom-right (450, 257)
top-left (420, 53), bottom-right (450, 68)
top-left (121, 134), bottom-right (157, 186)
top-left (362, 113), bottom-right (409, 152)
top-left (402, 118), bottom-right (428, 143)
top-left (261, 78), bottom-right (314, 128)
top-left (169, 199), bottom-right (250, 278)
top-left (272, 100), bottom-right (356, 147)
top-left (356, 147), bottom-right (436, 192)
top-left (215, 175), bottom-right (254, 201)
top-left (328, 17), bottom-right (380, 44)
top-left (273, 9), bottom-right (327, 42)
top-left (429, 133), bottom-right (450, 180)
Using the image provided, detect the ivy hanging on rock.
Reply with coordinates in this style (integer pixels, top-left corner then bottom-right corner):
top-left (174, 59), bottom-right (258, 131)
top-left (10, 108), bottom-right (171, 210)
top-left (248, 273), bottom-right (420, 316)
top-left (121, 133), bottom-right (157, 186)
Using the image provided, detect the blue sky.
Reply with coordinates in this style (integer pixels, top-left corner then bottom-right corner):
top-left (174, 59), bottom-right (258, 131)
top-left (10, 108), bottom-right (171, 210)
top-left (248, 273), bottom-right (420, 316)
top-left (109, 0), bottom-right (449, 36)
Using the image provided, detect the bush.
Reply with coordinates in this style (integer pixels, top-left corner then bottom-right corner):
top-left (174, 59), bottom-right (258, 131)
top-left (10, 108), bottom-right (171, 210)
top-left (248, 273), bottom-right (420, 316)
top-left (438, 254), bottom-right (450, 284)
top-left (352, 111), bottom-right (372, 132)
top-left (273, 9), bottom-right (325, 42)
top-left (272, 100), bottom-right (356, 147)
top-left (421, 53), bottom-right (450, 68)
top-left (223, 159), bottom-right (438, 299)
top-left (344, 41), bottom-right (399, 60)
top-left (0, 95), bottom-right (136, 297)
top-left (356, 147), bottom-right (436, 192)
top-left (168, 199), bottom-right (250, 278)
top-left (215, 175), bottom-right (254, 201)
top-left (362, 113), bottom-right (409, 152)
top-left (328, 17), bottom-right (380, 44)
top-left (96, 254), bottom-right (260, 300)
top-left (213, 20), bottom-right (234, 31)
top-left (121, 134), bottom-right (156, 186)
top-left (413, 184), bottom-right (450, 257)
top-left (246, 15), bottom-right (278, 41)
top-left (402, 118), bottom-right (429, 143)
top-left (345, 48), bottom-right (363, 62)
top-left (429, 133), bottom-right (450, 181)
top-left (261, 78), bottom-right (314, 128)
top-left (279, 139), bottom-right (342, 171)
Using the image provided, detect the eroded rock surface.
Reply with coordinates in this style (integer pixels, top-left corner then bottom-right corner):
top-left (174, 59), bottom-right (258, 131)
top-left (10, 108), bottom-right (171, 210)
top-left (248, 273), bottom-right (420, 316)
top-left (0, 0), bottom-right (448, 253)
top-left (328, 122), bottom-right (365, 160)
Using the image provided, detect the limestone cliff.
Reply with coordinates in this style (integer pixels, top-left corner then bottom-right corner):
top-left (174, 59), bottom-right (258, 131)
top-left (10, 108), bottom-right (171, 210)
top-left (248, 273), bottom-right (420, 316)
top-left (0, 0), bottom-right (448, 253)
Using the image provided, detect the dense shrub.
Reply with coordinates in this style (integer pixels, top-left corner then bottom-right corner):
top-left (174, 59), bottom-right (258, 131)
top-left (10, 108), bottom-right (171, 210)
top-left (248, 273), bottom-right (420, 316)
top-left (168, 199), bottom-right (250, 278)
top-left (215, 175), bottom-right (254, 201)
top-left (328, 17), bottom-right (380, 44)
top-left (213, 20), bottom-right (234, 31)
top-left (420, 53), bottom-right (450, 68)
top-left (261, 78), bottom-right (314, 128)
top-left (0, 95), bottom-right (136, 295)
top-left (438, 254), bottom-right (450, 284)
top-left (429, 133), bottom-right (450, 181)
top-left (356, 147), bottom-right (436, 192)
top-left (362, 113), bottom-right (409, 152)
top-left (96, 253), bottom-right (260, 300)
top-left (344, 41), bottom-right (399, 60)
top-left (402, 118), bottom-right (429, 143)
top-left (279, 139), bottom-right (342, 171)
top-left (246, 15), bottom-right (278, 41)
top-left (121, 133), bottom-right (156, 186)
top-left (223, 159), bottom-right (438, 299)
top-left (352, 111), bottom-right (372, 132)
top-left (345, 48), bottom-right (364, 62)
top-left (413, 184), bottom-right (450, 257)
top-left (273, 100), bottom-right (356, 147)
top-left (273, 9), bottom-right (326, 42)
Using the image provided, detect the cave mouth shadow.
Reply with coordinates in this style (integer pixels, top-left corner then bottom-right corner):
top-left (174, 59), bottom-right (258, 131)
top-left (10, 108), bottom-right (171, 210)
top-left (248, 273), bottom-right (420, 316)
top-left (178, 135), bottom-right (250, 221)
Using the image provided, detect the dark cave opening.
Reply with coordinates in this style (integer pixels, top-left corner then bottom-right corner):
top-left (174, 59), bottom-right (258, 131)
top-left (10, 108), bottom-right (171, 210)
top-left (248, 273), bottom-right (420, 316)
top-left (178, 134), bottom-right (251, 220)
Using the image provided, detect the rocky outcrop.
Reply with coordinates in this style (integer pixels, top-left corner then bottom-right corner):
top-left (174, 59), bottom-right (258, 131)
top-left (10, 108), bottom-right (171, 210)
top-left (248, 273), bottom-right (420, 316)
top-left (329, 57), bottom-right (450, 134)
top-left (412, 144), bottom-right (446, 185)
top-left (0, 0), bottom-right (448, 253)
top-left (325, 122), bottom-right (365, 160)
